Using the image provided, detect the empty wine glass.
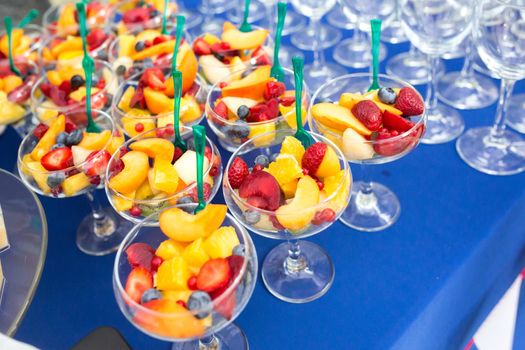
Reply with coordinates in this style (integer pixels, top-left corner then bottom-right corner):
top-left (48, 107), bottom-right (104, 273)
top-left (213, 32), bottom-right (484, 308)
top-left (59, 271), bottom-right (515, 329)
top-left (386, 44), bottom-right (445, 85)
top-left (437, 35), bottom-right (499, 110)
top-left (506, 94), bottom-right (525, 133)
top-left (381, 0), bottom-right (408, 44)
top-left (290, 0), bottom-right (342, 50)
top-left (198, 0), bottom-right (235, 35)
top-left (333, 0), bottom-right (396, 68)
top-left (456, 0), bottom-right (525, 175)
top-left (400, 0), bottom-right (475, 144)
top-left (327, 1), bottom-right (356, 30)
top-left (290, 0), bottom-right (345, 91)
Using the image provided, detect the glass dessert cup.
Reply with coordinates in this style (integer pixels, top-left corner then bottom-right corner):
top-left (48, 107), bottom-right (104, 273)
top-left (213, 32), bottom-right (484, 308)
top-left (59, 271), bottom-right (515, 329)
top-left (206, 66), bottom-right (309, 153)
top-left (31, 59), bottom-right (116, 125)
top-left (111, 68), bottom-right (206, 138)
top-left (43, 1), bottom-right (113, 37)
top-left (223, 129), bottom-right (352, 303)
top-left (18, 110), bottom-right (130, 256)
top-left (113, 203), bottom-right (257, 350)
top-left (105, 126), bottom-right (223, 225)
top-left (308, 73), bottom-right (426, 231)
top-left (386, 45), bottom-right (445, 86)
top-left (192, 23), bottom-right (273, 86)
top-left (0, 24), bottom-right (46, 65)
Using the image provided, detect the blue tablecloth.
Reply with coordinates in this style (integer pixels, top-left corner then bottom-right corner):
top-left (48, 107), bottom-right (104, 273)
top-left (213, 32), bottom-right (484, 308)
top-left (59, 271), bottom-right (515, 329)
top-left (3, 4), bottom-right (525, 349)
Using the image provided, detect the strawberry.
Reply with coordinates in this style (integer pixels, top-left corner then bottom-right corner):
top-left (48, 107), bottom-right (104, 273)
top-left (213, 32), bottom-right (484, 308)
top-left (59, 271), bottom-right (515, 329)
top-left (263, 81), bottom-right (286, 100)
top-left (228, 157), bottom-right (249, 189)
top-left (190, 182), bottom-right (212, 202)
top-left (302, 142), bottom-right (327, 176)
top-left (141, 68), bottom-right (165, 90)
top-left (86, 28), bottom-right (108, 51)
top-left (129, 84), bottom-right (146, 109)
top-left (238, 171), bottom-right (281, 210)
top-left (84, 150), bottom-right (111, 177)
top-left (126, 242), bottom-right (155, 270)
top-left (265, 98), bottom-right (279, 119)
top-left (39, 82), bottom-right (53, 99)
top-left (41, 147), bottom-right (73, 171)
top-left (382, 110), bottom-right (415, 133)
top-left (197, 258), bottom-right (232, 293)
top-left (50, 85), bottom-right (68, 106)
top-left (252, 46), bottom-right (271, 65)
top-left (247, 103), bottom-right (269, 123)
top-left (58, 80), bottom-right (71, 94)
top-left (193, 37), bottom-right (212, 56)
top-left (172, 146), bottom-right (184, 162)
top-left (122, 7), bottom-right (150, 24)
top-left (125, 267), bottom-right (153, 304)
top-left (394, 87), bottom-right (424, 116)
top-left (213, 100), bottom-right (228, 119)
top-left (351, 100), bottom-right (383, 131)
top-left (32, 123), bottom-right (49, 139)
top-left (372, 129), bottom-right (410, 157)
top-left (279, 96), bottom-right (295, 107)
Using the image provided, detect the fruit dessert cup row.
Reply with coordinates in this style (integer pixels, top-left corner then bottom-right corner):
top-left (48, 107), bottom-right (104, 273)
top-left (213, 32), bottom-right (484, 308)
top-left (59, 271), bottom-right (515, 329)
top-left (105, 126), bottom-right (222, 224)
top-left (111, 66), bottom-right (205, 138)
top-left (43, 1), bottom-right (113, 36)
top-left (192, 21), bottom-right (272, 86)
top-left (18, 110), bottom-right (123, 198)
top-left (0, 24), bottom-right (45, 64)
top-left (114, 203), bottom-right (257, 347)
top-left (206, 65), bottom-right (309, 153)
top-left (31, 59), bottom-right (116, 125)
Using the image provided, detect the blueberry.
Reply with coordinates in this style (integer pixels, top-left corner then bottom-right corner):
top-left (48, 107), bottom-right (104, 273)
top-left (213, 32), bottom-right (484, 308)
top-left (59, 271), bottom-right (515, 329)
top-left (70, 75), bottom-right (85, 90)
top-left (225, 121), bottom-right (250, 139)
top-left (150, 9), bottom-right (160, 18)
top-left (378, 87), bottom-right (397, 105)
top-left (232, 244), bottom-right (246, 256)
top-left (140, 288), bottom-right (162, 304)
top-left (237, 105), bottom-right (250, 120)
top-left (187, 291), bottom-right (213, 319)
top-left (254, 154), bottom-right (269, 167)
top-left (66, 129), bottom-right (83, 146)
top-left (143, 58), bottom-right (154, 68)
top-left (51, 143), bottom-right (66, 150)
top-left (46, 173), bottom-right (65, 188)
top-left (116, 65), bottom-right (127, 76)
top-left (177, 196), bottom-right (195, 213)
top-left (243, 210), bottom-right (260, 225)
top-left (135, 41), bottom-right (146, 52)
top-left (56, 131), bottom-right (69, 145)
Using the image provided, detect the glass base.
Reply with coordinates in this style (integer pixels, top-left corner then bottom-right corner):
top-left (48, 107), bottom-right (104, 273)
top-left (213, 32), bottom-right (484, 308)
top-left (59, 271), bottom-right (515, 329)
top-left (172, 323), bottom-right (248, 350)
top-left (281, 12), bottom-right (307, 36)
top-left (262, 241), bottom-right (334, 303)
top-left (333, 38), bottom-right (387, 69)
top-left (327, 5), bottom-right (356, 30)
top-left (380, 21), bottom-right (408, 44)
top-left (303, 62), bottom-right (347, 95)
top-left (421, 104), bottom-right (465, 144)
top-left (340, 181), bottom-right (400, 232)
top-left (456, 127), bottom-right (525, 176)
top-left (291, 24), bottom-right (342, 51)
top-left (386, 51), bottom-right (444, 86)
top-left (505, 94), bottom-right (525, 134)
top-left (226, 1), bottom-right (266, 24)
top-left (437, 72), bottom-right (499, 110)
top-left (76, 207), bottom-right (132, 256)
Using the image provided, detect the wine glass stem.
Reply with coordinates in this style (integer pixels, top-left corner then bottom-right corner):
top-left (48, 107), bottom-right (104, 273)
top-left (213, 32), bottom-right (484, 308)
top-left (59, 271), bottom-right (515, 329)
top-left (425, 55), bottom-right (440, 113)
top-left (85, 191), bottom-right (114, 238)
top-left (285, 240), bottom-right (307, 273)
top-left (199, 335), bottom-right (219, 349)
top-left (352, 22), bottom-right (366, 45)
top-left (491, 78), bottom-right (516, 140)
top-left (311, 17), bottom-right (325, 69)
top-left (459, 38), bottom-right (475, 78)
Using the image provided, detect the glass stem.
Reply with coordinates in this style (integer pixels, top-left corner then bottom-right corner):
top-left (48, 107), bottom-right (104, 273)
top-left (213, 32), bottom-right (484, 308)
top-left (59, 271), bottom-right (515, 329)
top-left (352, 22), bottom-right (366, 45)
top-left (394, 0), bottom-right (401, 20)
top-left (311, 17), bottom-right (325, 69)
top-left (425, 55), bottom-right (440, 114)
top-left (285, 240), bottom-right (307, 273)
top-left (85, 191), bottom-right (114, 238)
top-left (199, 335), bottom-right (219, 350)
top-left (460, 38), bottom-right (475, 78)
top-left (491, 79), bottom-right (516, 140)
top-left (355, 164), bottom-right (377, 213)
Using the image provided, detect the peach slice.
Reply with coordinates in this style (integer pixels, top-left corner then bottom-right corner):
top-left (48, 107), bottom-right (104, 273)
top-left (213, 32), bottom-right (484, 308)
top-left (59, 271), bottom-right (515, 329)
top-left (112, 190), bottom-right (136, 212)
top-left (129, 137), bottom-right (175, 161)
top-left (107, 134), bottom-right (125, 155)
top-left (0, 29), bottom-right (23, 57)
top-left (156, 239), bottom-right (187, 260)
top-left (314, 144), bottom-right (341, 179)
top-left (144, 87), bottom-right (172, 115)
top-left (162, 43), bottom-right (198, 94)
top-left (0, 92), bottom-right (25, 124)
top-left (249, 122), bottom-right (275, 147)
top-left (121, 109), bottom-right (156, 137)
top-left (62, 172), bottom-right (91, 196)
top-left (3, 75), bottom-right (23, 94)
top-left (159, 204), bottom-right (227, 242)
top-left (222, 96), bottom-right (257, 118)
top-left (221, 27), bottom-right (269, 50)
top-left (31, 114), bottom-right (66, 161)
top-left (130, 39), bottom-right (175, 61)
top-left (108, 151), bottom-right (149, 193)
top-left (152, 158), bottom-right (180, 194)
top-left (118, 34), bottom-right (135, 57)
top-left (69, 87), bottom-right (101, 102)
top-left (118, 86), bottom-right (135, 113)
top-left (51, 37), bottom-right (83, 58)
top-left (221, 65), bottom-right (271, 101)
top-left (276, 175), bottom-right (320, 231)
top-left (311, 102), bottom-right (372, 136)
top-left (78, 130), bottom-right (111, 150)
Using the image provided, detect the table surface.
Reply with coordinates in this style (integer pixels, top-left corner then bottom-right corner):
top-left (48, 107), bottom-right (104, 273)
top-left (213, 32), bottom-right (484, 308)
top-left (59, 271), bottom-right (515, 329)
top-left (2, 2), bottom-right (525, 350)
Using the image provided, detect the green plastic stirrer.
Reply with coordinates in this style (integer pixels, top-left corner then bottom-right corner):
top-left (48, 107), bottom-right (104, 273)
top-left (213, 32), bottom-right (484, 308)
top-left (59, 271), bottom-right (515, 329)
top-left (171, 15), bottom-right (185, 68)
top-left (161, 0), bottom-right (169, 35)
top-left (192, 125), bottom-right (206, 214)
top-left (270, 2), bottom-right (286, 82)
top-left (4, 17), bottom-right (21, 77)
top-left (292, 56), bottom-right (313, 148)
top-left (171, 15), bottom-right (187, 151)
top-left (368, 19), bottom-right (382, 92)
top-left (239, 0), bottom-right (252, 33)
top-left (76, 2), bottom-right (100, 133)
top-left (17, 9), bottom-right (39, 28)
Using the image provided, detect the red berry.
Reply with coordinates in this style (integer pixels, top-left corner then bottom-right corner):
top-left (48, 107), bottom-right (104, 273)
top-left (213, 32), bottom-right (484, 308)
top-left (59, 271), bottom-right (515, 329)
top-left (135, 122), bottom-right (144, 132)
top-left (190, 182), bottom-right (212, 202)
top-left (173, 147), bottom-right (184, 162)
top-left (192, 37), bottom-right (212, 56)
top-left (210, 165), bottom-right (219, 177)
top-left (213, 100), bottom-right (228, 119)
top-left (302, 142), bottom-right (327, 176)
top-left (196, 258), bottom-right (232, 293)
top-left (228, 157), bottom-right (250, 189)
top-left (65, 168), bottom-right (80, 177)
top-left (86, 28), bottom-right (108, 50)
top-left (89, 175), bottom-right (101, 186)
top-left (130, 206), bottom-right (142, 217)
top-left (302, 167), bottom-right (309, 175)
top-left (382, 110), bottom-right (415, 133)
top-left (395, 87), bottom-right (424, 116)
top-left (176, 300), bottom-right (187, 308)
top-left (372, 130), bottom-right (409, 157)
top-left (32, 123), bottom-right (49, 139)
top-left (153, 36), bottom-right (168, 45)
top-left (252, 164), bottom-right (264, 173)
top-left (164, 124), bottom-right (174, 136)
top-left (220, 42), bottom-right (231, 50)
top-left (64, 117), bottom-right (77, 132)
top-left (150, 256), bottom-right (163, 272)
top-left (41, 147), bottom-right (73, 171)
top-left (187, 276), bottom-right (198, 290)
top-left (122, 7), bottom-right (150, 24)
top-left (125, 267), bottom-right (153, 304)
top-left (126, 243), bottom-right (155, 270)
top-left (113, 130), bottom-right (121, 137)
top-left (247, 103), bottom-right (269, 123)
top-left (155, 128), bottom-right (165, 138)
top-left (265, 98), bottom-right (279, 119)
top-left (204, 146), bottom-right (212, 162)
top-left (263, 81), bottom-right (286, 100)
top-left (50, 186), bottom-right (63, 197)
top-left (238, 171), bottom-right (281, 211)
top-left (219, 82), bottom-right (228, 89)
top-left (119, 147), bottom-right (128, 157)
top-left (351, 100), bottom-right (383, 131)
top-left (144, 40), bottom-right (152, 48)
top-left (58, 80), bottom-right (71, 94)
top-left (279, 96), bottom-right (295, 107)
top-left (312, 211), bottom-right (324, 226)
top-left (252, 46), bottom-right (271, 65)
top-left (316, 180), bottom-right (324, 190)
top-left (140, 68), bottom-right (165, 90)
top-left (320, 208), bottom-right (336, 223)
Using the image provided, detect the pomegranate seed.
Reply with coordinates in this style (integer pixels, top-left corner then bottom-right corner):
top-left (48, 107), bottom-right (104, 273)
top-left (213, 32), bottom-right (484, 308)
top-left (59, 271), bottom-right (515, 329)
top-left (220, 42), bottom-right (231, 50)
top-left (219, 82), bottom-right (228, 89)
top-left (129, 206), bottom-right (142, 217)
top-left (50, 186), bottom-right (63, 197)
top-left (65, 168), bottom-right (80, 177)
top-left (320, 208), bottom-right (336, 223)
top-left (164, 124), bottom-right (174, 136)
top-left (144, 40), bottom-right (152, 48)
top-left (113, 130), bottom-right (121, 137)
top-left (187, 276), bottom-right (198, 290)
top-left (316, 180), bottom-right (324, 191)
top-left (209, 165), bottom-right (219, 177)
top-left (311, 211), bottom-right (324, 226)
top-left (150, 256), bottom-right (163, 272)
top-left (176, 300), bottom-right (187, 308)
top-left (89, 175), bottom-right (101, 186)
top-left (155, 128), bottom-right (165, 138)
top-left (252, 164), bottom-right (264, 173)
top-left (135, 123), bottom-right (144, 132)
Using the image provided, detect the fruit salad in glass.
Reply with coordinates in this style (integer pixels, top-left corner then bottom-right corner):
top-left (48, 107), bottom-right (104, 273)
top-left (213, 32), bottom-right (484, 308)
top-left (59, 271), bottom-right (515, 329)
top-left (223, 129), bottom-right (351, 303)
top-left (192, 21), bottom-right (271, 85)
top-left (0, 24), bottom-right (44, 64)
top-left (308, 73), bottom-right (426, 231)
top-left (111, 66), bottom-right (205, 137)
top-left (105, 126), bottom-right (222, 224)
top-left (43, 1), bottom-right (113, 37)
top-left (114, 203), bottom-right (257, 348)
top-left (206, 65), bottom-right (309, 152)
top-left (109, 0), bottom-right (179, 35)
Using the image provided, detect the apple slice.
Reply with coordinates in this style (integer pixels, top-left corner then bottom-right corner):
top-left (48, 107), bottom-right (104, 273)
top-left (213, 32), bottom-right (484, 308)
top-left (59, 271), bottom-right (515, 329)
top-left (311, 102), bottom-right (372, 136)
top-left (342, 128), bottom-right (375, 161)
top-left (199, 55), bottom-right (232, 85)
top-left (71, 145), bottom-right (93, 166)
top-left (173, 150), bottom-right (210, 185)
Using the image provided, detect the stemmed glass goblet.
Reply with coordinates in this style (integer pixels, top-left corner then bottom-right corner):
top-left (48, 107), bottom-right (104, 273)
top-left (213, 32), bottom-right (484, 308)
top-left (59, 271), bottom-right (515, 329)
top-left (386, 44), bottom-right (445, 86)
top-left (380, 0), bottom-right (408, 44)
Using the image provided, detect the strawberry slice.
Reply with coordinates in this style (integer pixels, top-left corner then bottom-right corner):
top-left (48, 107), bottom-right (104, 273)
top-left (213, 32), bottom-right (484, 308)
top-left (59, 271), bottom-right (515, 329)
top-left (382, 110), bottom-right (415, 133)
top-left (33, 123), bottom-right (49, 139)
top-left (126, 242), bottom-right (155, 270)
top-left (86, 28), bottom-right (108, 51)
top-left (141, 68), bottom-right (165, 90)
top-left (196, 258), bottom-right (232, 293)
top-left (84, 150), bottom-right (111, 177)
top-left (41, 147), bottom-right (73, 171)
top-left (122, 7), bottom-right (150, 25)
top-left (193, 37), bottom-right (211, 56)
top-left (129, 84), bottom-right (146, 109)
top-left (125, 267), bottom-right (153, 304)
top-left (252, 46), bottom-right (271, 66)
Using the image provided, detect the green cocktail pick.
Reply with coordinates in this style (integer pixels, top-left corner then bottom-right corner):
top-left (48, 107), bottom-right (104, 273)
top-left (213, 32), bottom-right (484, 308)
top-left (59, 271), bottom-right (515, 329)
top-left (292, 56), bottom-right (313, 148)
top-left (76, 2), bottom-right (100, 133)
top-left (368, 19), bottom-right (382, 92)
top-left (4, 17), bottom-right (21, 77)
top-left (192, 125), bottom-right (206, 214)
top-left (17, 9), bottom-right (39, 28)
top-left (270, 2), bottom-right (286, 82)
top-left (171, 15), bottom-right (185, 67)
top-left (161, 0), bottom-right (169, 35)
top-left (171, 71), bottom-right (186, 151)
top-left (239, 0), bottom-right (252, 33)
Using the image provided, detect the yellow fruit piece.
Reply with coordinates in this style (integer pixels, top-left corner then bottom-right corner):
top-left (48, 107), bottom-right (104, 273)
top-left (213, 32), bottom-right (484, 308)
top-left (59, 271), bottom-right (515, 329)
top-left (118, 34), bottom-right (136, 57)
top-left (0, 29), bottom-right (22, 57)
top-left (108, 151), bottom-right (150, 193)
top-left (280, 136), bottom-right (305, 164)
top-left (0, 79), bottom-right (4, 91)
top-left (276, 175), bottom-right (320, 232)
top-left (69, 87), bottom-right (101, 102)
top-left (57, 68), bottom-right (84, 82)
top-left (106, 134), bottom-right (125, 155)
top-left (130, 40), bottom-right (175, 61)
top-left (135, 30), bottom-right (162, 45)
top-left (24, 162), bottom-right (51, 194)
top-left (159, 204), bottom-right (227, 242)
top-left (223, 21), bottom-right (237, 32)
top-left (3, 75), bottom-right (23, 94)
top-left (152, 158), bottom-right (180, 194)
top-left (280, 102), bottom-right (307, 129)
top-left (267, 154), bottom-right (303, 188)
top-left (62, 172), bottom-right (91, 196)
top-left (311, 102), bottom-right (372, 136)
top-left (135, 179), bottom-right (154, 200)
top-left (182, 238), bottom-right (210, 274)
top-left (130, 137), bottom-right (175, 161)
top-left (339, 93), bottom-right (362, 111)
top-left (144, 87), bottom-right (172, 114)
top-left (0, 96), bottom-right (26, 124)
top-left (221, 27), bottom-right (269, 50)
top-left (229, 56), bottom-right (246, 81)
top-left (57, 4), bottom-right (77, 35)
top-left (315, 145), bottom-right (341, 179)
top-left (42, 47), bottom-right (54, 61)
top-left (203, 33), bottom-right (221, 45)
top-left (36, 101), bottom-right (60, 123)
top-left (78, 130), bottom-right (111, 150)
top-left (248, 122), bottom-right (275, 147)
top-left (13, 35), bottom-right (32, 56)
top-left (31, 115), bottom-right (65, 161)
top-left (203, 226), bottom-right (240, 259)
top-left (322, 169), bottom-right (351, 212)
top-left (162, 290), bottom-right (192, 303)
top-left (58, 50), bottom-right (83, 61)
top-left (156, 257), bottom-right (191, 291)
top-left (281, 178), bottom-right (298, 200)
top-left (156, 239), bottom-right (187, 261)
top-left (221, 65), bottom-right (271, 101)
top-left (121, 110), bottom-right (156, 137)
top-left (112, 191), bottom-right (136, 212)
top-left (20, 154), bottom-right (33, 176)
top-left (51, 37), bottom-right (83, 58)
top-left (118, 86), bottom-right (135, 113)
top-left (180, 96), bottom-right (202, 123)
top-left (46, 71), bottom-right (63, 86)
